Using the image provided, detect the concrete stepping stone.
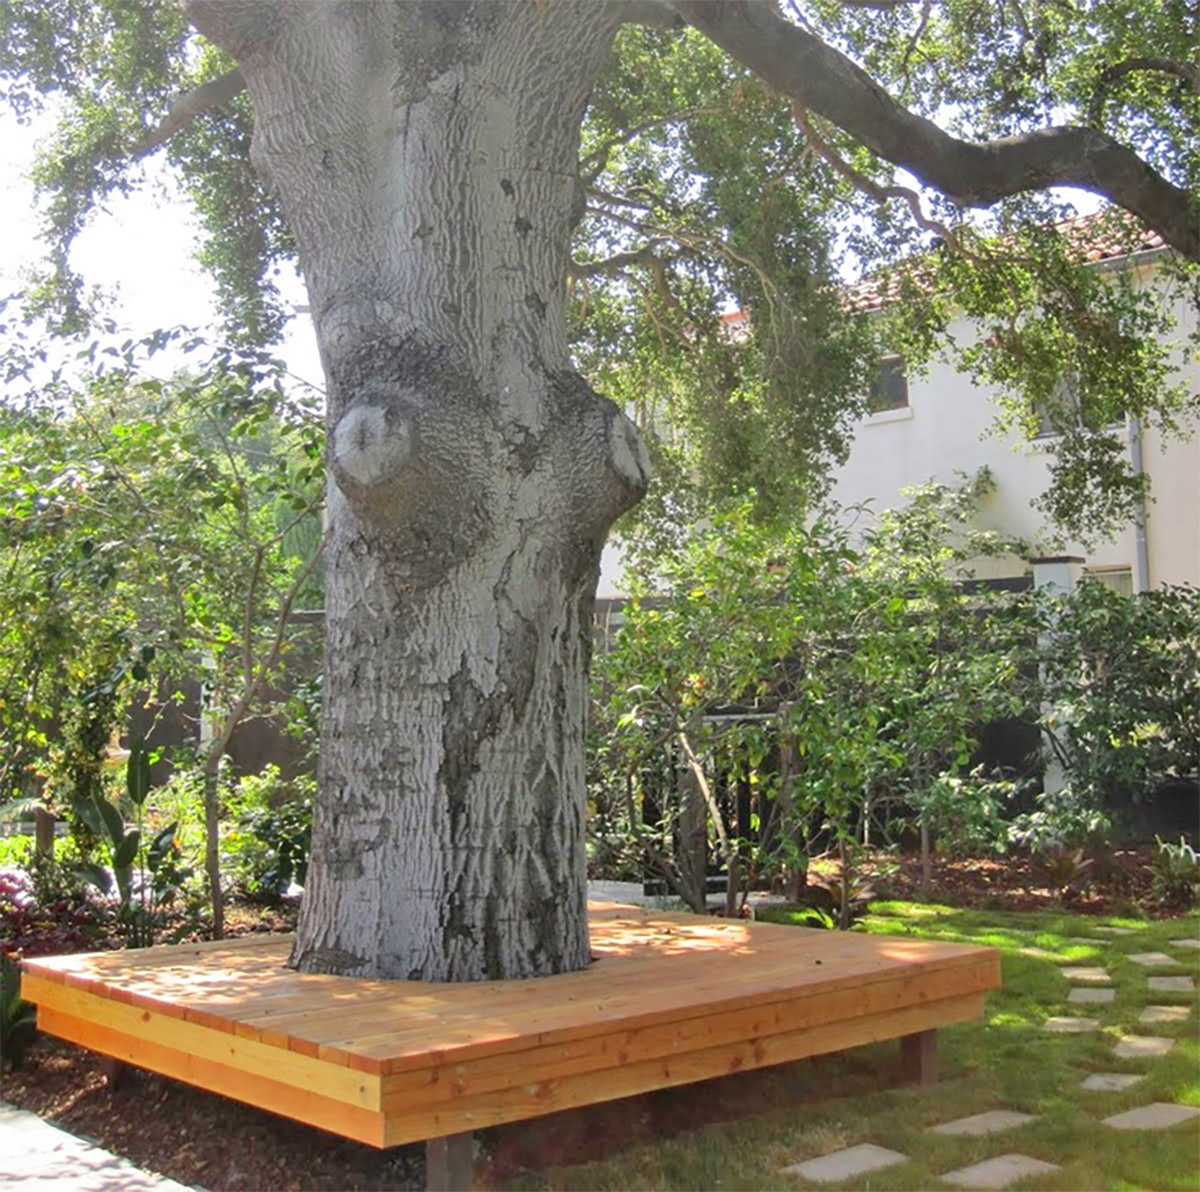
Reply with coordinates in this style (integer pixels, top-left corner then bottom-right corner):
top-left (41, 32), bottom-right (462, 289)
top-left (940, 1153), bottom-right (1060, 1189)
top-left (1168, 937), bottom-right (1200, 950)
top-left (1139, 1004), bottom-right (1192, 1024)
top-left (1113, 1034), bottom-right (1175, 1058)
top-left (1080, 1072), bottom-right (1145, 1092)
top-left (1126, 952), bottom-right (1183, 968)
top-left (781, 1143), bottom-right (906, 1182)
top-left (1043, 1016), bottom-right (1100, 1033)
top-left (1068, 987), bottom-right (1115, 1004)
top-left (1102, 1102), bottom-right (1200, 1131)
top-left (1094, 926), bottom-right (1137, 935)
top-left (1061, 966), bottom-right (1111, 984)
top-left (929, 1110), bottom-right (1037, 1137)
top-left (1147, 976), bottom-right (1195, 994)
top-left (1019, 947), bottom-right (1061, 960)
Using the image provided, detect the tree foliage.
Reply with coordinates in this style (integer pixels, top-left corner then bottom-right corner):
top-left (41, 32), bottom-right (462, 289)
top-left (0, 312), bottom-right (323, 932)
top-left (0, 1), bottom-right (1195, 535)
top-left (591, 482), bottom-right (1027, 914)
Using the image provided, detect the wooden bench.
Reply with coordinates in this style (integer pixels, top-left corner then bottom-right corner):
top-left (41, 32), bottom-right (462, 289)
top-left (22, 903), bottom-right (999, 1188)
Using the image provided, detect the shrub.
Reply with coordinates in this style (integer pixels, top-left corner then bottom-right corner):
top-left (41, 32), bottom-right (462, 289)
top-left (225, 768), bottom-right (314, 902)
top-left (1149, 835), bottom-right (1199, 909)
top-left (0, 953), bottom-right (37, 1071)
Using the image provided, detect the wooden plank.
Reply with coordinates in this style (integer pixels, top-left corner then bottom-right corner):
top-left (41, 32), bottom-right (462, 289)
top-left (377, 955), bottom-right (997, 1107)
top-left (238, 931), bottom-right (993, 1064)
top-left (22, 907), bottom-right (1000, 1153)
top-left (37, 1005), bottom-right (386, 1148)
top-left (23, 974), bottom-right (381, 1107)
top-left (380, 993), bottom-right (984, 1146)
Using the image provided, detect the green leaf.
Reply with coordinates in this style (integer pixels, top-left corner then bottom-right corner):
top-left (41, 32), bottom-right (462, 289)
top-left (147, 822), bottom-right (178, 872)
top-left (114, 830), bottom-right (141, 871)
top-left (126, 738), bottom-right (152, 806)
top-left (92, 793), bottom-right (126, 848)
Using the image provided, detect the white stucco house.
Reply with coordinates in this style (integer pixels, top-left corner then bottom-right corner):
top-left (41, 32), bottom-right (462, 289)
top-left (828, 220), bottom-right (1200, 595)
top-left (599, 217), bottom-right (1199, 599)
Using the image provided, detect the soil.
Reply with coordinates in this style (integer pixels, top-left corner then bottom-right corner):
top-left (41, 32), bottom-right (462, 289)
top-left (867, 843), bottom-right (1167, 917)
top-left (0, 846), bottom-right (1184, 1190)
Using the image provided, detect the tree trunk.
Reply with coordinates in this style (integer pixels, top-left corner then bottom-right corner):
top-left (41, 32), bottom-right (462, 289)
top-left (185, 1), bottom-right (644, 980)
top-left (203, 757), bottom-right (224, 940)
top-left (676, 753), bottom-right (709, 915)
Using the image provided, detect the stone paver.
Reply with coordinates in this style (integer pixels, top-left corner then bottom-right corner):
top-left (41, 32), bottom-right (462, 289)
top-left (781, 1143), bottom-right (907, 1183)
top-left (1080, 1072), bottom-right (1145, 1092)
top-left (1019, 947), bottom-right (1061, 960)
top-left (1094, 926), bottom-right (1137, 935)
top-left (929, 1110), bottom-right (1037, 1137)
top-left (1113, 1034), bottom-right (1175, 1058)
top-left (1126, 952), bottom-right (1183, 968)
top-left (940, 1153), bottom-right (1060, 1189)
top-left (1168, 937), bottom-right (1200, 950)
top-left (1043, 1016), bottom-right (1100, 1033)
top-left (1139, 1004), bottom-right (1192, 1024)
top-left (0, 1102), bottom-right (188, 1190)
top-left (1068, 987), bottom-right (1115, 1004)
top-left (1061, 967), bottom-right (1111, 984)
top-left (1148, 976), bottom-right (1195, 994)
top-left (1101, 1102), bottom-right (1200, 1131)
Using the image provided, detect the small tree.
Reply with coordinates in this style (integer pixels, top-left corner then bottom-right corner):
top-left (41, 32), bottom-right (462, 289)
top-left (0, 325), bottom-right (324, 935)
top-left (593, 484), bottom-right (1027, 920)
top-left (1032, 580), bottom-right (1200, 839)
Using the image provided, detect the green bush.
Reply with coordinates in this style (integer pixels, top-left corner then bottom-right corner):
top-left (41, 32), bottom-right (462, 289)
top-left (224, 767), bottom-right (313, 902)
top-left (1150, 835), bottom-right (1199, 909)
top-left (0, 953), bottom-right (38, 1070)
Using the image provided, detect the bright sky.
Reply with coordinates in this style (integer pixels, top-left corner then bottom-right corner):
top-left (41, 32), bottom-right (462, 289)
top-left (0, 107), bottom-right (323, 393)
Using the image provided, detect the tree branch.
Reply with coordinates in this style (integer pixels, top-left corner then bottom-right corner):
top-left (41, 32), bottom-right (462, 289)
top-left (1090, 57), bottom-right (1200, 125)
top-left (131, 69), bottom-right (246, 161)
top-left (1098, 57), bottom-right (1200, 94)
top-left (569, 244), bottom-right (672, 279)
top-left (667, 0), bottom-right (1199, 261)
top-left (792, 104), bottom-right (981, 261)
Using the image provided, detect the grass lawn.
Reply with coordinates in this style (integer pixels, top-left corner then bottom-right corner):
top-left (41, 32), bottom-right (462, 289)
top-left (499, 904), bottom-right (1200, 1191)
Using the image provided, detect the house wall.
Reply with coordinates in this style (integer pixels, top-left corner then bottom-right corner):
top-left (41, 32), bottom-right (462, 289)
top-left (828, 259), bottom-right (1200, 590)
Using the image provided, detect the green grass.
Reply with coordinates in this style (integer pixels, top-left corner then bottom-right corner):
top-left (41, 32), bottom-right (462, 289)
top-left (498, 904), bottom-right (1200, 1191)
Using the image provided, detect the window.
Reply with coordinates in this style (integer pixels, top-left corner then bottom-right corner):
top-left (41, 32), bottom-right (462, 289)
top-left (1083, 567), bottom-right (1134, 597)
top-left (868, 356), bottom-right (909, 413)
top-left (1034, 376), bottom-right (1124, 439)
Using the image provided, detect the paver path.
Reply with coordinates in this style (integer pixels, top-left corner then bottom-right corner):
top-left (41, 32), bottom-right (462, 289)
top-left (783, 923), bottom-right (1199, 1189)
top-left (0, 1101), bottom-right (190, 1191)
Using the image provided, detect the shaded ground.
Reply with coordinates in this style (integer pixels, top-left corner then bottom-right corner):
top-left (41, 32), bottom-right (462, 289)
top-left (1, 845), bottom-right (1185, 1190)
top-left (2, 1033), bottom-right (910, 1191)
top-left (868, 844), bottom-right (1163, 918)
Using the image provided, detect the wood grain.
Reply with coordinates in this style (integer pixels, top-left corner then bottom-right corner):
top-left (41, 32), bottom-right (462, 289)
top-left (22, 903), bottom-right (1000, 1149)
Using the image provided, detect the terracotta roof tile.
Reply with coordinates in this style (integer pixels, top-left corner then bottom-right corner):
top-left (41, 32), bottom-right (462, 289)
top-left (842, 210), bottom-right (1166, 313)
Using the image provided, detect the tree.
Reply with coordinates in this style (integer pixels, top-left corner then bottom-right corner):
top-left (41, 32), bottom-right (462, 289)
top-left (0, 321), bottom-right (324, 937)
top-left (2, 0), bottom-right (1196, 980)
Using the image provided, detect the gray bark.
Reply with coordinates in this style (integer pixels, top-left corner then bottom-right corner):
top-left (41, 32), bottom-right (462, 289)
top-left (185, 1), bottom-right (646, 980)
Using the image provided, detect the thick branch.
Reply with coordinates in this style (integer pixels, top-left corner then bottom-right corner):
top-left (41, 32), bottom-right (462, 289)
top-left (132, 69), bottom-right (246, 160)
top-left (569, 245), bottom-right (671, 279)
top-left (181, 1), bottom-right (288, 60)
top-left (1090, 57), bottom-right (1200, 125)
top-left (792, 104), bottom-right (979, 260)
top-left (1098, 57), bottom-right (1200, 95)
top-left (668, 0), bottom-right (1199, 261)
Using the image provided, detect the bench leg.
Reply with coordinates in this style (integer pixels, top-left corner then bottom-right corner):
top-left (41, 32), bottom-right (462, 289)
top-left (98, 1055), bottom-right (131, 1090)
top-left (900, 1029), bottom-right (938, 1086)
top-left (426, 1132), bottom-right (474, 1192)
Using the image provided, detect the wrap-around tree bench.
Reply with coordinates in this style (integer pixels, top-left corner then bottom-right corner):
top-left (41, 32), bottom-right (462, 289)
top-left (21, 903), bottom-right (999, 1189)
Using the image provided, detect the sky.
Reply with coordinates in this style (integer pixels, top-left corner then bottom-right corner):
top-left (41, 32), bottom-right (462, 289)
top-left (0, 107), bottom-right (323, 392)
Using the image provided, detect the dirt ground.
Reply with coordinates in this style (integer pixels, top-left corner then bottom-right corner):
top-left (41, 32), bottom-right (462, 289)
top-left (0, 845), bottom-right (1179, 1190)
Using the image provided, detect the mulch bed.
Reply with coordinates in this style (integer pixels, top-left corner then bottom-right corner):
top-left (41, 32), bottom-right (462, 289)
top-left (0, 846), bottom-right (1182, 1189)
